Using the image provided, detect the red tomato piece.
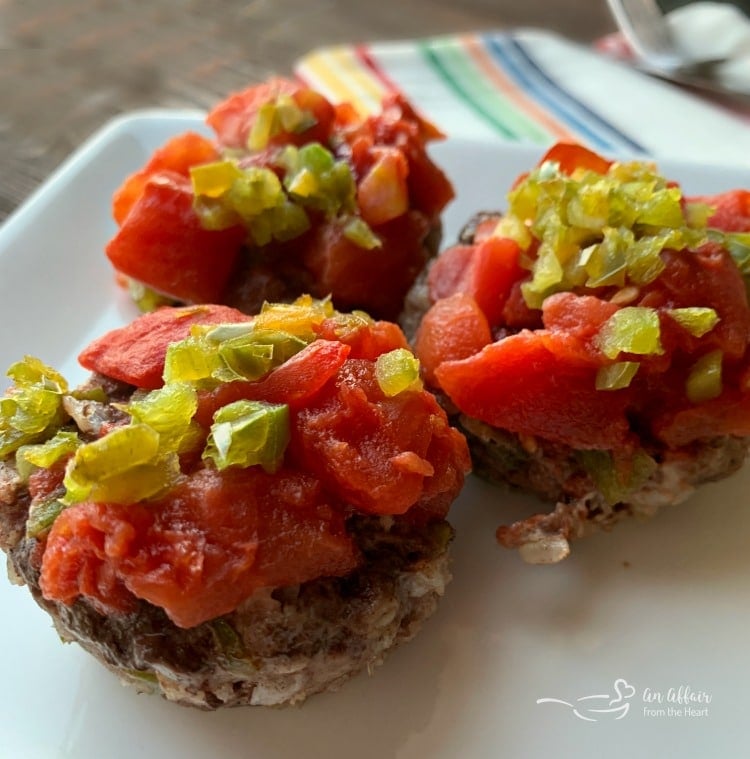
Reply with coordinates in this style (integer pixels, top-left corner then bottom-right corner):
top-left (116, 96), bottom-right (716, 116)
top-left (638, 244), bottom-right (750, 360)
top-left (302, 211), bottom-right (432, 321)
top-left (652, 391), bottom-right (750, 447)
top-left (435, 331), bottom-right (633, 449)
top-left (314, 317), bottom-right (409, 360)
top-left (206, 78), bottom-right (334, 149)
top-left (290, 360), bottom-right (469, 516)
top-left (206, 78), bottom-right (298, 148)
top-left (40, 468), bottom-right (359, 629)
top-left (112, 132), bottom-right (220, 225)
top-left (472, 215), bottom-right (503, 244)
top-left (195, 340), bottom-right (352, 426)
top-left (28, 461), bottom-right (67, 502)
top-left (427, 245), bottom-right (475, 302)
top-left (540, 292), bottom-right (619, 366)
top-left (689, 189), bottom-right (750, 232)
top-left (78, 304), bottom-right (250, 389)
top-left (427, 238), bottom-right (523, 326)
top-left (286, 87), bottom-right (336, 146)
top-left (400, 137), bottom-right (455, 219)
top-left (539, 142), bottom-right (612, 175)
top-left (106, 173), bottom-right (246, 305)
top-left (343, 93), bottom-right (453, 220)
top-left (414, 293), bottom-right (492, 386)
top-left (501, 280), bottom-right (543, 329)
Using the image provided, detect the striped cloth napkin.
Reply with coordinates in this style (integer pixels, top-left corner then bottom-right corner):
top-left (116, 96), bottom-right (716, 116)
top-left (295, 29), bottom-right (750, 168)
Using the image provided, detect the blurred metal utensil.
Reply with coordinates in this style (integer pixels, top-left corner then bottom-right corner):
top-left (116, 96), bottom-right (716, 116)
top-left (606, 0), bottom-right (750, 101)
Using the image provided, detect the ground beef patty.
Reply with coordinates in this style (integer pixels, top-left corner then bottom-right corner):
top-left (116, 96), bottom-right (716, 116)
top-left (405, 206), bottom-right (750, 563)
top-left (0, 302), bottom-right (469, 708)
top-left (1, 463), bottom-right (452, 708)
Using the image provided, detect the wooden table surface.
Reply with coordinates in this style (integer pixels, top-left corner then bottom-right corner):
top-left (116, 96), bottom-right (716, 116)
top-left (0, 0), bottom-right (616, 223)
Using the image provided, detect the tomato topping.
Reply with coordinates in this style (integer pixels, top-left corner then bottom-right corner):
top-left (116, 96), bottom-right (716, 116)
top-left (540, 292), bottom-right (619, 366)
top-left (428, 237), bottom-right (523, 326)
top-left (40, 468), bottom-right (359, 629)
top-left (539, 142), bottom-right (612, 175)
top-left (206, 78), bottom-right (300, 149)
top-left (291, 360), bottom-right (468, 515)
top-left (689, 189), bottom-right (750, 233)
top-left (343, 93), bottom-right (453, 220)
top-left (28, 462), bottom-right (66, 502)
top-left (105, 81), bottom-right (453, 322)
top-left (638, 245), bottom-right (750, 360)
top-left (652, 391), bottom-right (750, 447)
top-left (436, 332), bottom-right (633, 449)
top-left (112, 132), bottom-right (220, 225)
top-left (106, 174), bottom-right (246, 304)
top-left (25, 300), bottom-right (470, 627)
top-left (356, 147), bottom-right (410, 226)
top-left (79, 304), bottom-right (249, 389)
top-left (195, 340), bottom-right (351, 425)
top-left (418, 142), bottom-right (750, 454)
top-left (315, 317), bottom-right (409, 360)
top-left (415, 293), bottom-right (492, 385)
top-left (302, 211), bottom-right (432, 321)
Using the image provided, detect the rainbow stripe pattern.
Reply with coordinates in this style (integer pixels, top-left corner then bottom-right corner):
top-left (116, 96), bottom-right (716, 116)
top-left (295, 29), bottom-right (750, 166)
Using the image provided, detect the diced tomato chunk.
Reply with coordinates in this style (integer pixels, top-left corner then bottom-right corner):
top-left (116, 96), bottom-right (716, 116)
top-left (112, 132), bottom-right (219, 225)
top-left (356, 147), bottom-right (409, 226)
top-left (28, 462), bottom-right (67, 501)
top-left (435, 331), bottom-right (633, 449)
top-left (206, 78), bottom-right (334, 150)
top-left (290, 360), bottom-right (469, 516)
top-left (688, 189), bottom-right (750, 232)
top-left (106, 174), bottom-right (246, 305)
top-left (315, 317), bottom-right (408, 360)
top-left (78, 304), bottom-right (250, 389)
top-left (400, 137), bottom-right (454, 219)
top-left (501, 279), bottom-right (543, 329)
top-left (427, 245), bottom-right (475, 302)
top-left (472, 215), bottom-right (503, 244)
top-left (638, 244), bottom-right (750, 360)
top-left (40, 468), bottom-right (359, 629)
top-left (302, 212), bottom-right (432, 321)
top-left (427, 238), bottom-right (523, 326)
top-left (652, 391), bottom-right (750, 447)
top-left (539, 142), bottom-right (612, 175)
top-left (540, 292), bottom-right (619, 366)
top-left (415, 293), bottom-right (492, 385)
top-left (195, 340), bottom-right (351, 426)
top-left (343, 93), bottom-right (453, 220)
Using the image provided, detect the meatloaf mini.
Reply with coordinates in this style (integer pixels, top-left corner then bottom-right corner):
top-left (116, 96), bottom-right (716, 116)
top-left (410, 142), bottom-right (750, 563)
top-left (106, 78), bottom-right (453, 322)
top-left (0, 299), bottom-right (469, 708)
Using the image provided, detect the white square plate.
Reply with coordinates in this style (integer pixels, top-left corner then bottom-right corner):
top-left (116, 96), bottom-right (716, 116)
top-left (1, 112), bottom-right (750, 758)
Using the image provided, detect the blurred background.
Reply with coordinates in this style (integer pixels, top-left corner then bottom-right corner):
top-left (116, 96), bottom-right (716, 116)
top-left (0, 0), bottom-right (619, 221)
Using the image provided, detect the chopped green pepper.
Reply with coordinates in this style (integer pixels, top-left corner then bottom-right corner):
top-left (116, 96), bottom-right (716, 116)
top-left (203, 400), bottom-right (290, 473)
top-left (375, 348), bottom-right (423, 397)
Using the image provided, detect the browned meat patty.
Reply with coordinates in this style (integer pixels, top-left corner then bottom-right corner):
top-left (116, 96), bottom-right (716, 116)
top-left (0, 375), bottom-right (453, 709)
top-left (404, 212), bottom-right (750, 563)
